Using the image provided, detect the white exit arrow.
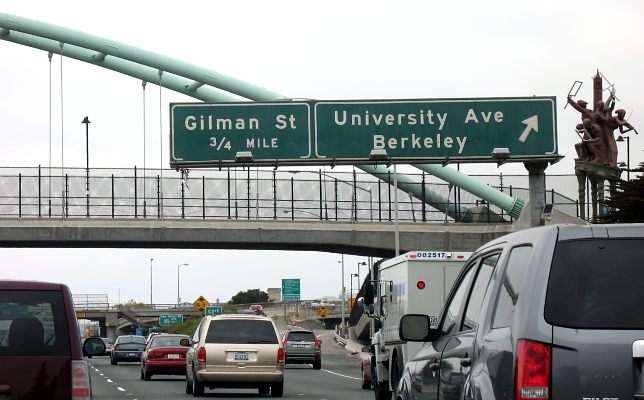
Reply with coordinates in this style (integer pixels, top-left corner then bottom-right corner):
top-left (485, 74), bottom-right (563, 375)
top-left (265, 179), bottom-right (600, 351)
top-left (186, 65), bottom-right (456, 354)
top-left (518, 115), bottom-right (539, 143)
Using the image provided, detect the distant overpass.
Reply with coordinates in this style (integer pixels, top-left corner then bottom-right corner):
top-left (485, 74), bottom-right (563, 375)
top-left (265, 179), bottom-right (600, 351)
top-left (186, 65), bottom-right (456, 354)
top-left (75, 304), bottom-right (202, 338)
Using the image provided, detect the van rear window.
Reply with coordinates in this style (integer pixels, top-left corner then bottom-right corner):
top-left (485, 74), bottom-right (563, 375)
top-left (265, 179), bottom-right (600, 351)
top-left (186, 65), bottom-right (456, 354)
top-left (206, 320), bottom-right (278, 344)
top-left (0, 290), bottom-right (71, 356)
top-left (545, 239), bottom-right (644, 329)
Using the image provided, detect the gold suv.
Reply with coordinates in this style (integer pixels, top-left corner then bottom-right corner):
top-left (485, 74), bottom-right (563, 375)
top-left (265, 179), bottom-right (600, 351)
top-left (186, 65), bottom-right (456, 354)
top-left (185, 314), bottom-right (284, 397)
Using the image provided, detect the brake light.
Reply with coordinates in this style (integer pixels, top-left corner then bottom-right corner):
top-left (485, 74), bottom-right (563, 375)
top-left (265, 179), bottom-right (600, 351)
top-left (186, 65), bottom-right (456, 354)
top-left (71, 360), bottom-right (91, 399)
top-left (314, 338), bottom-right (321, 348)
top-left (148, 350), bottom-right (162, 359)
top-left (114, 344), bottom-right (120, 351)
top-left (277, 348), bottom-right (285, 364)
top-left (197, 346), bottom-right (207, 363)
top-left (515, 339), bottom-right (551, 400)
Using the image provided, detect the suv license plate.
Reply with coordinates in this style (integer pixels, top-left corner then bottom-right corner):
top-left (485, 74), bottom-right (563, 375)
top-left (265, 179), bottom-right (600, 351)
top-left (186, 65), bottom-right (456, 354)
top-left (167, 354), bottom-right (180, 359)
top-left (234, 352), bottom-right (250, 361)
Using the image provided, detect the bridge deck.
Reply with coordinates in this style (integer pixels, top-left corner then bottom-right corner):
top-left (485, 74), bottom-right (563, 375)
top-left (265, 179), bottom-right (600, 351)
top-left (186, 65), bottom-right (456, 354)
top-left (0, 218), bottom-right (515, 256)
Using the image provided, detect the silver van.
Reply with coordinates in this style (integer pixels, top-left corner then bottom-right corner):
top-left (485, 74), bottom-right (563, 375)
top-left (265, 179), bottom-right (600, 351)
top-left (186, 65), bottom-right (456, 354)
top-left (185, 314), bottom-right (284, 397)
top-left (397, 224), bottom-right (644, 400)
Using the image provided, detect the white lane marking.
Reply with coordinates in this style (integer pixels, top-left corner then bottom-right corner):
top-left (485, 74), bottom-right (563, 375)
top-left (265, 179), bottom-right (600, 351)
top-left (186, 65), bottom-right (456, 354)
top-left (317, 332), bottom-right (332, 337)
top-left (117, 387), bottom-right (126, 392)
top-left (322, 369), bottom-right (360, 380)
top-left (106, 379), bottom-right (113, 383)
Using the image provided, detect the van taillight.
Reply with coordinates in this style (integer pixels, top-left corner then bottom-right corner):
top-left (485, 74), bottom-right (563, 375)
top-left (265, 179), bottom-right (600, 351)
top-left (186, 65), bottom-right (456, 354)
top-left (71, 360), bottom-right (91, 399)
top-left (515, 339), bottom-right (551, 400)
top-left (277, 348), bottom-right (285, 364)
top-left (114, 344), bottom-right (120, 351)
top-left (197, 346), bottom-right (207, 363)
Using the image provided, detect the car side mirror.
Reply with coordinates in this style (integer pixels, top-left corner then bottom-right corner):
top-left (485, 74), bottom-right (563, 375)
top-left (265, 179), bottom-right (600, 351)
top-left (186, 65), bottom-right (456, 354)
top-left (180, 338), bottom-right (191, 347)
top-left (399, 314), bottom-right (434, 342)
top-left (83, 337), bottom-right (106, 356)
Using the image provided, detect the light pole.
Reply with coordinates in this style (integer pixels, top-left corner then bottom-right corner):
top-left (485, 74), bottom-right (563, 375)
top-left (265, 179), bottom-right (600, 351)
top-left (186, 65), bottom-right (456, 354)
top-left (81, 116), bottom-right (90, 216)
top-left (149, 258), bottom-right (153, 306)
top-left (350, 273), bottom-right (359, 311)
top-left (338, 255), bottom-right (346, 337)
top-left (177, 263), bottom-right (189, 305)
top-left (617, 135), bottom-right (631, 181)
top-left (357, 261), bottom-right (367, 291)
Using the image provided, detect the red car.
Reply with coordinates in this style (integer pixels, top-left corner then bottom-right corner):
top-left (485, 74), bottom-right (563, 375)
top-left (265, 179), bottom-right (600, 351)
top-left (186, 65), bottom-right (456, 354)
top-left (140, 334), bottom-right (191, 381)
top-left (361, 345), bottom-right (374, 390)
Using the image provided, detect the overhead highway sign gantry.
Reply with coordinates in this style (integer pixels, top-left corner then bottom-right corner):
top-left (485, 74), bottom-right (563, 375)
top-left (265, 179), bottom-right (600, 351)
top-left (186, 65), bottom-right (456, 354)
top-left (170, 97), bottom-right (558, 167)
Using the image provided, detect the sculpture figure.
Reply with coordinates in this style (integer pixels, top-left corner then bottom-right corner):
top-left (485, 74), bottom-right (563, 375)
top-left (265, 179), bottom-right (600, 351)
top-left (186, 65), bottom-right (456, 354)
top-left (568, 92), bottom-right (637, 167)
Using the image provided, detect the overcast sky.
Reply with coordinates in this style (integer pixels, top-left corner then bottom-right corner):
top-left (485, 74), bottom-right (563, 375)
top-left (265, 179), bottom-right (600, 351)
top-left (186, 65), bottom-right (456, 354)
top-left (0, 1), bottom-right (642, 305)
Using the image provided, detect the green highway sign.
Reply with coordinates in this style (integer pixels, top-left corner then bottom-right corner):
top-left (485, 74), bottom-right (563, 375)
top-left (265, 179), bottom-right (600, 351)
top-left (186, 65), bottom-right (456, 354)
top-left (159, 314), bottom-right (183, 327)
top-left (282, 278), bottom-right (300, 302)
top-left (170, 102), bottom-right (312, 167)
top-left (170, 97), bottom-right (558, 166)
top-left (205, 306), bottom-right (223, 316)
top-left (314, 97), bottom-right (557, 162)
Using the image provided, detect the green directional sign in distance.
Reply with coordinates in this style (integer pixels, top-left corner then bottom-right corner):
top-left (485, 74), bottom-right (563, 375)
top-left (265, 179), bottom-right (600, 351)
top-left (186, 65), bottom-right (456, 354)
top-left (170, 102), bottom-right (312, 167)
top-left (205, 306), bottom-right (223, 316)
top-left (159, 314), bottom-right (183, 327)
top-left (313, 97), bottom-right (557, 162)
top-left (282, 278), bottom-right (300, 302)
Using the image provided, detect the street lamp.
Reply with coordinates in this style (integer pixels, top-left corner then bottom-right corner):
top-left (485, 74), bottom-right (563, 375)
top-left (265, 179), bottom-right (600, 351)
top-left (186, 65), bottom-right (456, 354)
top-left (81, 116), bottom-right (91, 216)
top-left (177, 263), bottom-right (189, 305)
top-left (616, 135), bottom-right (631, 181)
top-left (149, 258), bottom-right (153, 306)
top-left (350, 273), bottom-right (359, 308)
top-left (338, 256), bottom-right (346, 338)
top-left (281, 208), bottom-right (321, 220)
top-left (357, 261), bottom-right (367, 290)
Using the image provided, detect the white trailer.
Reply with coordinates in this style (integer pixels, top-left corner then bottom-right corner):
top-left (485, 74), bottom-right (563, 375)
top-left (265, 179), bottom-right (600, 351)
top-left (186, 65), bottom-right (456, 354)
top-left (365, 250), bottom-right (471, 400)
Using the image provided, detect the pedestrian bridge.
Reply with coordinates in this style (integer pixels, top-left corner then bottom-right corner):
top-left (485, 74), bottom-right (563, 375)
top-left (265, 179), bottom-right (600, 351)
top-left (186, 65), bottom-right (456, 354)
top-left (0, 166), bottom-right (581, 256)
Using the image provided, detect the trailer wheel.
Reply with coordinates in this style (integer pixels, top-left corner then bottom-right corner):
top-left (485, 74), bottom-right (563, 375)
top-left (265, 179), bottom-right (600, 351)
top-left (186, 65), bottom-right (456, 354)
top-left (392, 354), bottom-right (404, 397)
top-left (374, 381), bottom-right (392, 400)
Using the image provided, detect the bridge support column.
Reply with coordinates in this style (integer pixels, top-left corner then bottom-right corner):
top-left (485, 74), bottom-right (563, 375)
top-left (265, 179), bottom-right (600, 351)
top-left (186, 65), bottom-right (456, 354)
top-left (524, 161), bottom-right (549, 227)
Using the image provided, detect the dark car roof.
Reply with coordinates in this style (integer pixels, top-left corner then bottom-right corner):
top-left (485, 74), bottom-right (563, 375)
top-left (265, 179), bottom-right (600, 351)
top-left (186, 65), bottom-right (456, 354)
top-left (0, 280), bottom-right (66, 290)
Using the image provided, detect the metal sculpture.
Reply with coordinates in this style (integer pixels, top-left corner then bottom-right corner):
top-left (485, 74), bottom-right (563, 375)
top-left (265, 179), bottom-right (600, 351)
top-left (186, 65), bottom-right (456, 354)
top-left (568, 71), bottom-right (637, 220)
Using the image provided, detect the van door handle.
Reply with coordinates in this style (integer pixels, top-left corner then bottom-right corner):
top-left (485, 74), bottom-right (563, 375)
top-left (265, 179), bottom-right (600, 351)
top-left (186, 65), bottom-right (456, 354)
top-left (460, 357), bottom-right (471, 367)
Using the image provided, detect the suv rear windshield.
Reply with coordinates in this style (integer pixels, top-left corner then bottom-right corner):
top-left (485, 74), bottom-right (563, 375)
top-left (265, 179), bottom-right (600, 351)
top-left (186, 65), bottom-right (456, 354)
top-left (206, 320), bottom-right (277, 344)
top-left (287, 331), bottom-right (315, 342)
top-left (0, 290), bottom-right (71, 356)
top-left (545, 238), bottom-right (644, 329)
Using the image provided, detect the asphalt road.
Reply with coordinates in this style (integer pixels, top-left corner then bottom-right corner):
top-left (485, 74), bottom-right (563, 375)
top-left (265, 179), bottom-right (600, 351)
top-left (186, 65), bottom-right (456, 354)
top-left (88, 327), bottom-right (372, 400)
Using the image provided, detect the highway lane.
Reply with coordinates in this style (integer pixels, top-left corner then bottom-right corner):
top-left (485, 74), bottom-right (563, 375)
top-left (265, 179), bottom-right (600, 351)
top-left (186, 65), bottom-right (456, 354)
top-left (88, 328), bottom-right (371, 399)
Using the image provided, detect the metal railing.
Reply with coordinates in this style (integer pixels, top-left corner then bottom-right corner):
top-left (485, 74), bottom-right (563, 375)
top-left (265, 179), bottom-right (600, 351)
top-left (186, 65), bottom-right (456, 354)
top-left (0, 166), bottom-right (583, 223)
